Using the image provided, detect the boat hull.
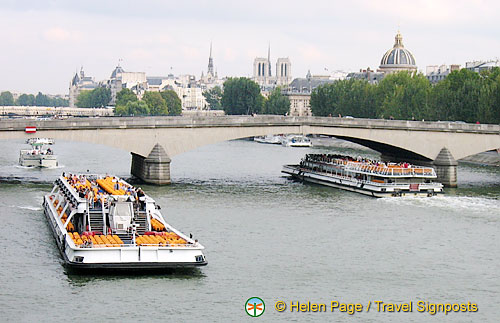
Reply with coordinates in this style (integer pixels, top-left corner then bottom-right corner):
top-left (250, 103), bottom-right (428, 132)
top-left (282, 165), bottom-right (443, 198)
top-left (20, 155), bottom-right (58, 168)
top-left (283, 142), bottom-right (312, 147)
top-left (43, 195), bottom-right (207, 271)
top-left (254, 135), bottom-right (282, 144)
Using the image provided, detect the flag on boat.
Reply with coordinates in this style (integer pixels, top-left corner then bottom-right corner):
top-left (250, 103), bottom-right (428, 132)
top-left (25, 127), bottom-right (37, 133)
top-left (409, 183), bottom-right (419, 191)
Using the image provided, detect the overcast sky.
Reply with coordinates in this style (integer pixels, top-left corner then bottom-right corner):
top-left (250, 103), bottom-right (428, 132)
top-left (1, 0), bottom-right (499, 94)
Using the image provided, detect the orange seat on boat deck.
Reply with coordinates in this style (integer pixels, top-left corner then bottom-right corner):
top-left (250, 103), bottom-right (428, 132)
top-left (372, 179), bottom-right (385, 183)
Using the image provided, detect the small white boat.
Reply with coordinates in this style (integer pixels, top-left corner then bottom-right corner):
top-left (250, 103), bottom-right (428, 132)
top-left (281, 134), bottom-right (312, 147)
top-left (254, 134), bottom-right (283, 144)
top-left (43, 174), bottom-right (207, 271)
top-left (19, 138), bottom-right (58, 167)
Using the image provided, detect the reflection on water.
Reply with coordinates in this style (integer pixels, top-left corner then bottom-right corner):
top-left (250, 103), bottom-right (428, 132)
top-left (66, 269), bottom-right (205, 287)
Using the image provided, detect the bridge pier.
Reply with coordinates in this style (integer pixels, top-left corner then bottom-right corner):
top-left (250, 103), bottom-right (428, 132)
top-left (131, 143), bottom-right (171, 185)
top-left (381, 148), bottom-right (458, 188)
top-left (433, 147), bottom-right (458, 188)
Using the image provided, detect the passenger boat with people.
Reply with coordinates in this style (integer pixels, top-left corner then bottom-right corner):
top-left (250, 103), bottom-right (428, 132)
top-left (281, 134), bottom-right (312, 147)
top-left (19, 138), bottom-right (57, 168)
top-left (282, 154), bottom-right (444, 197)
top-left (42, 174), bottom-right (207, 271)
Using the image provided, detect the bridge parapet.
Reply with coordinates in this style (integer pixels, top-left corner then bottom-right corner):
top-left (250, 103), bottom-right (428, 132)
top-left (1, 115), bottom-right (499, 134)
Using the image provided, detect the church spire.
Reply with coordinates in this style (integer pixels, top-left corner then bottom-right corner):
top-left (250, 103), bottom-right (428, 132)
top-left (267, 42), bottom-right (272, 76)
top-left (207, 42), bottom-right (214, 77)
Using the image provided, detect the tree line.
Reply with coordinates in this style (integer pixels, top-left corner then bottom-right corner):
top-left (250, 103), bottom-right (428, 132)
top-left (310, 68), bottom-right (500, 124)
top-left (205, 77), bottom-right (291, 115)
top-left (75, 88), bottom-right (111, 108)
top-left (0, 91), bottom-right (68, 107)
top-left (113, 88), bottom-right (182, 116)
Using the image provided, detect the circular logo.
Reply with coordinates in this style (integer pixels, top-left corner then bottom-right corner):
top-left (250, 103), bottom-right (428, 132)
top-left (245, 297), bottom-right (265, 317)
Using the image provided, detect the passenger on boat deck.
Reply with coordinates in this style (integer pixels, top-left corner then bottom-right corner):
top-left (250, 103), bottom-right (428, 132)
top-left (88, 189), bottom-right (95, 208)
top-left (114, 182), bottom-right (120, 190)
top-left (137, 188), bottom-right (146, 209)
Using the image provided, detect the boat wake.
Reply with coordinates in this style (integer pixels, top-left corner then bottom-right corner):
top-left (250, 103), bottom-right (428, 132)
top-left (18, 205), bottom-right (42, 211)
top-left (379, 194), bottom-right (500, 215)
top-left (13, 165), bottom-right (33, 169)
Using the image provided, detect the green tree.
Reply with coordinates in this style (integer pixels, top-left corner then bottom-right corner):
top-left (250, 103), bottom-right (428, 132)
top-left (221, 77), bottom-right (263, 115)
top-left (91, 87), bottom-right (111, 108)
top-left (142, 91), bottom-right (168, 115)
top-left (52, 97), bottom-right (69, 107)
top-left (16, 94), bottom-right (35, 106)
top-left (485, 67), bottom-right (500, 124)
top-left (115, 100), bottom-right (150, 116)
top-left (263, 87), bottom-right (290, 115)
top-left (116, 88), bottom-right (137, 108)
top-left (310, 83), bottom-right (334, 116)
top-left (76, 88), bottom-right (111, 108)
top-left (203, 86), bottom-right (223, 110)
top-left (76, 90), bottom-right (92, 108)
top-left (160, 90), bottom-right (182, 116)
top-left (35, 92), bottom-right (51, 106)
top-left (375, 71), bottom-right (431, 120)
top-left (0, 91), bottom-right (15, 106)
top-left (430, 69), bottom-right (483, 122)
top-left (310, 79), bottom-right (377, 118)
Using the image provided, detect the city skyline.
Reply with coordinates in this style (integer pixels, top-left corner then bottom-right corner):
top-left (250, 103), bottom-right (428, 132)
top-left (1, 0), bottom-right (499, 94)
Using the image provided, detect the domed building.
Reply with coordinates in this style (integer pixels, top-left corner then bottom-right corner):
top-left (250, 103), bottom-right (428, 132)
top-left (379, 31), bottom-right (417, 73)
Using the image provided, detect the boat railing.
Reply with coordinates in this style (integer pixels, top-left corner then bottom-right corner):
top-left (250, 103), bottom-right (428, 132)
top-left (303, 160), bottom-right (436, 177)
top-left (346, 163), bottom-right (436, 177)
top-left (71, 242), bottom-right (199, 249)
top-left (339, 162), bottom-right (436, 177)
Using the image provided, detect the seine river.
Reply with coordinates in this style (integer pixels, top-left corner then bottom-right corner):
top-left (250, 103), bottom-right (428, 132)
top-left (0, 138), bottom-right (499, 322)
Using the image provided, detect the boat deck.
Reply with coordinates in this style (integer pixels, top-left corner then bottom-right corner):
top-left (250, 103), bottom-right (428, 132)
top-left (303, 154), bottom-right (437, 178)
top-left (52, 174), bottom-right (196, 248)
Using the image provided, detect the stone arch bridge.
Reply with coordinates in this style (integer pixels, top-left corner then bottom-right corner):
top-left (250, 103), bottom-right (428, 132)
top-left (1, 115), bottom-right (499, 187)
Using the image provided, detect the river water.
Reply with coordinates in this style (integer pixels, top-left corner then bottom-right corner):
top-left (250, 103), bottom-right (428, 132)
top-left (0, 138), bottom-right (499, 322)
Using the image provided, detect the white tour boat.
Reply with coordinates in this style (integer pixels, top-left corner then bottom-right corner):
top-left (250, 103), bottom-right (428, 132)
top-left (43, 174), bottom-right (207, 271)
top-left (19, 138), bottom-right (57, 168)
top-left (253, 134), bottom-right (283, 144)
top-left (282, 154), bottom-right (444, 197)
top-left (281, 134), bottom-right (312, 147)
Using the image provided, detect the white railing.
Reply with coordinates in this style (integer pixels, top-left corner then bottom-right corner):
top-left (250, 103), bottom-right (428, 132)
top-left (344, 162), bottom-right (436, 177)
top-left (305, 159), bottom-right (436, 177)
top-left (71, 242), bottom-right (198, 249)
top-left (304, 168), bottom-right (441, 187)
